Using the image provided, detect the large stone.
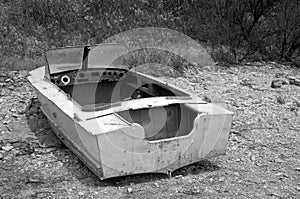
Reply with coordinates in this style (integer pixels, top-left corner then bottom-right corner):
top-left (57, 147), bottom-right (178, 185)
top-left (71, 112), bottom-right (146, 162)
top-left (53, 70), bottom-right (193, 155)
top-left (271, 79), bottom-right (283, 88)
top-left (2, 145), bottom-right (14, 151)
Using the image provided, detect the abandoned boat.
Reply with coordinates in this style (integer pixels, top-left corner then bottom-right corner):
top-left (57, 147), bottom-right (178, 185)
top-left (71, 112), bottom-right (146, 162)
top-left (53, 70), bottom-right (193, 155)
top-left (28, 43), bottom-right (233, 179)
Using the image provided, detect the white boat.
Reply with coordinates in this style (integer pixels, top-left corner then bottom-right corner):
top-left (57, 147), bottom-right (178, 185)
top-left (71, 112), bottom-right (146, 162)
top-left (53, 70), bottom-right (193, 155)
top-left (28, 43), bottom-right (233, 179)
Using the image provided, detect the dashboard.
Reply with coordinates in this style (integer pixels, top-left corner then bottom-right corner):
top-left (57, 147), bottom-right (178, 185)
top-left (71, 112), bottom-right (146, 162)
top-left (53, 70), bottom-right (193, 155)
top-left (50, 68), bottom-right (128, 86)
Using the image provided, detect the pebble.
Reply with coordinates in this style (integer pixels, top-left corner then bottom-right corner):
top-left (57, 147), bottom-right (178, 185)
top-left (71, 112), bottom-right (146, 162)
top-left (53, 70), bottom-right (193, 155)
top-left (0, 153), bottom-right (3, 160)
top-left (277, 96), bottom-right (285, 104)
top-left (127, 187), bottom-right (133, 193)
top-left (271, 79), bottom-right (283, 88)
top-left (78, 191), bottom-right (85, 196)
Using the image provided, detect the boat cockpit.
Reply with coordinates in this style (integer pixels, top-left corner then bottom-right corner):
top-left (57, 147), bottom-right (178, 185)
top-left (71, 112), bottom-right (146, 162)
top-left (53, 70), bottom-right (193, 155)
top-left (44, 44), bottom-right (199, 141)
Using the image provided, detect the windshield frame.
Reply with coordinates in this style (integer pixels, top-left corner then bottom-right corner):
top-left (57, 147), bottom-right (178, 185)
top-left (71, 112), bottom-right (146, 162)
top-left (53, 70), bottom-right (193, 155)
top-left (44, 43), bottom-right (130, 76)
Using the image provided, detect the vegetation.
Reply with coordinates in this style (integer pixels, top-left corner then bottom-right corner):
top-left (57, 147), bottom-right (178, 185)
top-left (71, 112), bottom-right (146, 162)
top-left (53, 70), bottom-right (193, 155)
top-left (1, 0), bottom-right (300, 70)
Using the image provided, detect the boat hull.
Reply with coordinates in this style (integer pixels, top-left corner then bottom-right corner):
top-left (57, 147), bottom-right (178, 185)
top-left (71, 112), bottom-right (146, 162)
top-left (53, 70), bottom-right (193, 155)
top-left (29, 66), bottom-right (233, 179)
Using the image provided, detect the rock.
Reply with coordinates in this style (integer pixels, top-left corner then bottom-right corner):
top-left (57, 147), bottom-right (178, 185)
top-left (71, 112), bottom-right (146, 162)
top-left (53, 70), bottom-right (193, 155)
top-left (127, 187), bottom-right (133, 194)
top-left (281, 79), bottom-right (289, 85)
top-left (12, 149), bottom-right (20, 155)
top-left (231, 134), bottom-right (239, 142)
top-left (271, 79), bottom-right (282, 88)
top-left (175, 175), bottom-right (183, 179)
top-left (294, 100), bottom-right (300, 107)
top-left (0, 153), bottom-right (3, 160)
top-left (240, 78), bottom-right (253, 87)
top-left (203, 96), bottom-right (212, 103)
top-left (286, 75), bottom-right (296, 81)
top-left (275, 73), bottom-right (285, 78)
top-left (34, 148), bottom-right (56, 154)
top-left (277, 96), bottom-right (285, 104)
top-left (2, 120), bottom-right (11, 125)
top-left (286, 76), bottom-right (300, 85)
top-left (5, 78), bottom-right (12, 83)
top-left (274, 158), bottom-right (285, 163)
top-left (8, 85), bottom-right (15, 90)
top-left (204, 76), bottom-right (213, 81)
top-left (1, 89), bottom-right (9, 96)
top-left (17, 109), bottom-right (27, 114)
top-left (0, 83), bottom-right (6, 87)
top-left (36, 192), bottom-right (51, 198)
top-left (10, 108), bottom-right (17, 113)
top-left (218, 177), bottom-right (225, 182)
top-left (78, 192), bottom-right (85, 196)
top-left (289, 79), bottom-right (296, 84)
top-left (27, 176), bottom-right (44, 184)
top-left (295, 167), bottom-right (300, 171)
top-left (2, 145), bottom-right (14, 151)
top-left (289, 79), bottom-right (295, 84)
top-left (11, 113), bottom-right (19, 118)
top-left (295, 79), bottom-right (300, 86)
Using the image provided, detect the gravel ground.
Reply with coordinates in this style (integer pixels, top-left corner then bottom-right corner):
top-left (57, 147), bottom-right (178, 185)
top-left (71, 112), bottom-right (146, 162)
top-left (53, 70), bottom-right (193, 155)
top-left (0, 63), bottom-right (299, 198)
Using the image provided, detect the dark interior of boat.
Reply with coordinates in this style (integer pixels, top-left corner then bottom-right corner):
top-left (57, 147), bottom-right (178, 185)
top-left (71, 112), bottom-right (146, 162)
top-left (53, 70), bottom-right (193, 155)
top-left (50, 68), bottom-right (198, 140)
top-left (118, 104), bottom-right (198, 141)
top-left (50, 68), bottom-right (188, 105)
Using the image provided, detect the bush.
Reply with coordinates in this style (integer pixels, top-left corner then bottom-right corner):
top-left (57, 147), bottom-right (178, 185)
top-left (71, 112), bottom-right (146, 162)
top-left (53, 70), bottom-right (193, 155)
top-left (1, 0), bottom-right (300, 70)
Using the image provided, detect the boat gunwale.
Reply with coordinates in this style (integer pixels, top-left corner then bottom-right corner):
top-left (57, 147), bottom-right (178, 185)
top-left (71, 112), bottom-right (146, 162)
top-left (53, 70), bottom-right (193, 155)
top-left (29, 66), bottom-right (207, 112)
top-left (29, 66), bottom-right (233, 124)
